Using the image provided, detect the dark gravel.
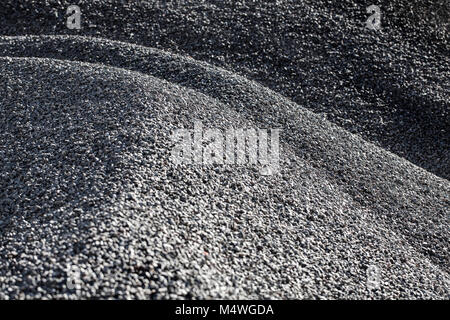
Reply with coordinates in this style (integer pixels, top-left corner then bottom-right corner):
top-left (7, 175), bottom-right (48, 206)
top-left (0, 1), bottom-right (448, 299)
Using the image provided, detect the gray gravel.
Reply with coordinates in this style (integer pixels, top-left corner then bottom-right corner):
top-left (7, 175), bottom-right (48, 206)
top-left (0, 1), bottom-right (449, 299)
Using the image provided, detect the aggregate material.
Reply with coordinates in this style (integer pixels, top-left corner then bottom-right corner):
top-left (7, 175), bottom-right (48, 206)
top-left (0, 0), bottom-right (448, 299)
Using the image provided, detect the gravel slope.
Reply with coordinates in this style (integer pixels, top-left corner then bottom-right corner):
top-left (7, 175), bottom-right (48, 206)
top-left (0, 1), bottom-right (448, 299)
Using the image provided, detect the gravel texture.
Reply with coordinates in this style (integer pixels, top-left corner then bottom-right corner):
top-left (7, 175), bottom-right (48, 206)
top-left (0, 1), bottom-right (448, 299)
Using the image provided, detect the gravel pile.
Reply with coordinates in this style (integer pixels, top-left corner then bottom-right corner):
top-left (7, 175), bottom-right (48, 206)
top-left (0, 1), bottom-right (448, 299)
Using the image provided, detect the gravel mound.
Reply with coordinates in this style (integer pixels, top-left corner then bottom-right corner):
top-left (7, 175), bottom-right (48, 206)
top-left (0, 35), bottom-right (448, 299)
top-left (0, 1), bottom-right (448, 299)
